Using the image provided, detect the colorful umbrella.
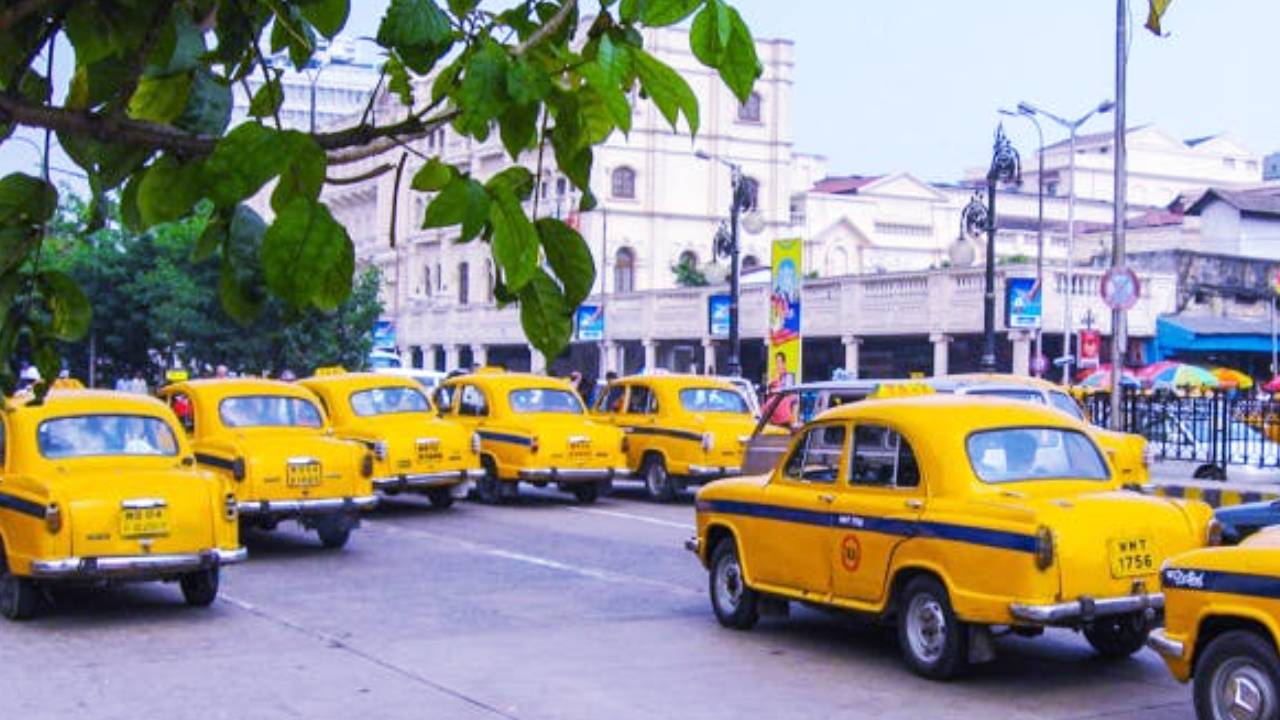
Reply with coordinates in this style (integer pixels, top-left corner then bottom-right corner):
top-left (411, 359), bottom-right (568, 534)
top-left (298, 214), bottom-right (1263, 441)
top-left (1077, 365), bottom-right (1140, 390)
top-left (1264, 375), bottom-right (1280, 394)
top-left (1211, 367), bottom-right (1254, 390)
top-left (1136, 360), bottom-right (1179, 382)
top-left (1147, 363), bottom-right (1220, 391)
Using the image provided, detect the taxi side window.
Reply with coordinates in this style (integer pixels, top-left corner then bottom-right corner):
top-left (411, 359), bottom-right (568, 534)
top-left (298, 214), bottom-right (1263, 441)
top-left (169, 392), bottom-right (195, 433)
top-left (435, 385), bottom-right (456, 413)
top-left (597, 385), bottom-right (625, 413)
top-left (458, 385), bottom-right (488, 417)
top-left (626, 385), bottom-right (657, 415)
top-left (850, 424), bottom-right (920, 488)
top-left (782, 424), bottom-right (846, 484)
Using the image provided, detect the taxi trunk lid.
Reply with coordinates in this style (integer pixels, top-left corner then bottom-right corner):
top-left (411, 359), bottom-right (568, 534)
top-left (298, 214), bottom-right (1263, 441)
top-left (377, 418), bottom-right (470, 474)
top-left (534, 420), bottom-right (619, 469)
top-left (64, 469), bottom-right (217, 559)
top-left (694, 414), bottom-right (757, 465)
top-left (239, 431), bottom-right (362, 501)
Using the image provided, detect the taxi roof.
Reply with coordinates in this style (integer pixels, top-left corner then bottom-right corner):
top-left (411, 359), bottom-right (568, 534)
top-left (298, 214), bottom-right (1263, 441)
top-left (815, 394), bottom-right (1079, 432)
top-left (5, 389), bottom-right (170, 419)
top-left (168, 377), bottom-right (317, 400)
top-left (299, 372), bottom-right (421, 393)
top-left (446, 372), bottom-right (574, 391)
top-left (934, 373), bottom-right (1064, 392)
top-left (613, 374), bottom-right (739, 391)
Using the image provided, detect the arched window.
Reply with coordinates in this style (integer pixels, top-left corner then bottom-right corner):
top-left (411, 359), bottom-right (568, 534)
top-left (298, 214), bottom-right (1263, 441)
top-left (614, 247), bottom-right (636, 293)
top-left (457, 262), bottom-right (469, 305)
top-left (739, 176), bottom-right (760, 213)
top-left (611, 167), bottom-right (636, 199)
top-left (423, 264), bottom-right (432, 296)
top-left (738, 92), bottom-right (762, 122)
top-left (556, 176), bottom-right (567, 197)
top-left (741, 255), bottom-right (760, 271)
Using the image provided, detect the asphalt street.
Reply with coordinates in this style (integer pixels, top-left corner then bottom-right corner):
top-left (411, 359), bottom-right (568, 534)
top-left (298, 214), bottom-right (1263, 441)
top-left (0, 482), bottom-right (1195, 720)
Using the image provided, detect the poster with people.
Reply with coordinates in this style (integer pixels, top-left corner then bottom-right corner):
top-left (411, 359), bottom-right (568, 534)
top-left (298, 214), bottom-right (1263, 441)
top-left (767, 239), bottom-right (803, 425)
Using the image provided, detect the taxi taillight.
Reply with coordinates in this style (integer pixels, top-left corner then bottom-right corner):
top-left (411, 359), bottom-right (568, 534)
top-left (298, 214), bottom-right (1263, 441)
top-left (470, 432), bottom-right (481, 455)
top-left (701, 433), bottom-right (714, 452)
top-left (224, 493), bottom-right (237, 521)
top-left (621, 434), bottom-right (629, 453)
top-left (361, 453), bottom-right (374, 478)
top-left (1034, 526), bottom-right (1054, 570)
top-left (44, 503), bottom-right (61, 534)
top-left (232, 457), bottom-right (246, 482)
top-left (372, 441), bottom-right (388, 461)
top-left (1207, 518), bottom-right (1224, 547)
top-left (530, 437), bottom-right (539, 455)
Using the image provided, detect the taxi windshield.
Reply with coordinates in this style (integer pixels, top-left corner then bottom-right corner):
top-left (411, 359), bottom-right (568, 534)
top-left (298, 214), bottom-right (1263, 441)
top-left (966, 427), bottom-right (1108, 483)
top-left (349, 386), bottom-right (431, 417)
top-left (679, 388), bottom-right (749, 414)
top-left (508, 388), bottom-right (583, 414)
top-left (38, 414), bottom-right (179, 458)
top-left (219, 396), bottom-right (323, 428)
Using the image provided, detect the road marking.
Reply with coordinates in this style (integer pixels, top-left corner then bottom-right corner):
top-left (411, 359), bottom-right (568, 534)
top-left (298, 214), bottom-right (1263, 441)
top-left (365, 520), bottom-right (698, 596)
top-left (564, 506), bottom-right (695, 530)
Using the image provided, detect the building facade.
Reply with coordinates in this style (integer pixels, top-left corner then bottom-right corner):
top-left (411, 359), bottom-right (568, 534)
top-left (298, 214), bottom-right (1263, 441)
top-left (230, 37), bottom-right (382, 132)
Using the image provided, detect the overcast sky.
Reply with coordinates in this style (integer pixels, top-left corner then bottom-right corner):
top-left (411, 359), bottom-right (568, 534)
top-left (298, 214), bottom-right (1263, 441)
top-left (4, 2), bottom-right (1273, 185)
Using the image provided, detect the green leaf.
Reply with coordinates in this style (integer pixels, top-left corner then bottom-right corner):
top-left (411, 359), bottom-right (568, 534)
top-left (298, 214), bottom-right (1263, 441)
top-left (138, 156), bottom-right (203, 227)
top-left (261, 198), bottom-right (354, 311)
top-left (410, 157), bottom-right (455, 191)
top-left (299, 0), bottom-right (350, 39)
top-left (0, 173), bottom-right (57, 225)
top-left (150, 9), bottom-right (206, 75)
top-left (488, 185), bottom-right (539, 292)
top-left (689, 0), bottom-right (731, 67)
top-left (632, 48), bottom-right (699, 134)
top-left (507, 58), bottom-right (550, 105)
top-left (498, 103), bottom-right (539, 160)
top-left (38, 270), bottom-right (92, 341)
top-left (202, 123), bottom-right (285, 206)
top-left (484, 166), bottom-right (534, 202)
top-left (378, 0), bottom-right (451, 49)
top-left (219, 258), bottom-right (263, 325)
top-left (175, 69), bottom-right (234, 136)
top-left (535, 218), bottom-right (595, 307)
top-left (580, 63), bottom-right (631, 134)
top-left (119, 172), bottom-right (144, 233)
top-left (386, 54), bottom-right (415, 106)
top-left (517, 269), bottom-right (573, 361)
top-left (249, 76), bottom-right (284, 118)
top-left (270, 132), bottom-right (327, 213)
top-left (194, 210), bottom-right (226, 262)
top-left (642, 0), bottom-right (703, 26)
top-left (619, 0), bottom-right (646, 23)
top-left (716, 6), bottom-right (761, 103)
top-left (447, 0), bottom-right (480, 16)
top-left (457, 40), bottom-right (510, 133)
top-left (422, 176), bottom-right (490, 243)
top-left (0, 227), bottom-right (36, 275)
top-left (128, 72), bottom-right (193, 123)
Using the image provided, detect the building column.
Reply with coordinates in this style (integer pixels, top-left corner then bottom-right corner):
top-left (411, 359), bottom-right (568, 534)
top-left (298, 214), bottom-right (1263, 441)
top-left (423, 344), bottom-right (439, 371)
top-left (1010, 331), bottom-right (1033, 377)
top-left (701, 338), bottom-right (717, 375)
top-left (642, 338), bottom-right (657, 372)
top-left (444, 344), bottom-right (461, 371)
top-left (841, 335), bottom-right (861, 379)
top-left (930, 333), bottom-right (951, 378)
top-left (599, 340), bottom-right (617, 376)
top-left (470, 344), bottom-right (487, 369)
top-left (529, 347), bottom-right (547, 375)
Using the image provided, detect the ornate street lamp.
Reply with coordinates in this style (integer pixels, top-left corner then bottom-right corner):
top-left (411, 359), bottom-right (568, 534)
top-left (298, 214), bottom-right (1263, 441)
top-left (961, 125), bottom-right (1020, 372)
top-left (697, 151), bottom-right (756, 377)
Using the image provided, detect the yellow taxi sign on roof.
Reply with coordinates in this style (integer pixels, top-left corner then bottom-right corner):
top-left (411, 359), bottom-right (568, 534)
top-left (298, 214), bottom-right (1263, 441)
top-left (868, 382), bottom-right (934, 399)
top-left (314, 366), bottom-right (348, 376)
top-left (165, 369), bottom-right (189, 382)
top-left (473, 366), bottom-right (506, 374)
top-left (51, 377), bottom-right (85, 390)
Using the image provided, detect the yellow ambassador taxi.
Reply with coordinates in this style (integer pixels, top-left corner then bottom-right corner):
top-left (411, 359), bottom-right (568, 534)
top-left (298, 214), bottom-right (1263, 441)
top-left (687, 395), bottom-right (1217, 679)
top-left (160, 379), bottom-right (376, 549)
top-left (299, 370), bottom-right (481, 508)
top-left (593, 374), bottom-right (756, 501)
top-left (0, 386), bottom-right (244, 619)
top-left (437, 370), bottom-right (627, 504)
top-left (1148, 526), bottom-right (1280, 720)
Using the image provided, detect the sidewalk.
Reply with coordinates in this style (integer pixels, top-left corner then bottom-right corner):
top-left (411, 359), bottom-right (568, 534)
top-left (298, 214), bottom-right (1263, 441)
top-left (1148, 460), bottom-right (1280, 508)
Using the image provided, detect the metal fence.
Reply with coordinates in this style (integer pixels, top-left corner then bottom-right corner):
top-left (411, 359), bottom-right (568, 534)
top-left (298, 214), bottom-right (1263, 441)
top-left (1083, 391), bottom-right (1280, 474)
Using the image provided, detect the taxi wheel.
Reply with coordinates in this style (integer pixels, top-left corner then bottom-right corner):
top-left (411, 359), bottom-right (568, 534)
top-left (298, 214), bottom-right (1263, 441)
top-left (571, 483), bottom-right (599, 504)
top-left (643, 455), bottom-right (676, 503)
top-left (1194, 631), bottom-right (1280, 720)
top-left (1084, 613), bottom-right (1149, 659)
top-left (179, 568), bottom-right (219, 607)
top-left (0, 552), bottom-right (39, 621)
top-left (315, 514), bottom-right (353, 549)
top-left (426, 487), bottom-right (455, 509)
top-left (709, 538), bottom-right (758, 630)
top-left (897, 576), bottom-right (968, 680)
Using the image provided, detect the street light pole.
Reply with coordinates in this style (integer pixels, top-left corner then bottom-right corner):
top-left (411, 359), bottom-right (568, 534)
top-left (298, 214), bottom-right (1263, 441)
top-left (979, 126), bottom-right (1020, 372)
top-left (1109, 0), bottom-right (1129, 430)
top-left (1018, 98), bottom-right (1114, 385)
top-left (696, 150), bottom-right (748, 377)
top-left (1000, 108), bottom-right (1045, 374)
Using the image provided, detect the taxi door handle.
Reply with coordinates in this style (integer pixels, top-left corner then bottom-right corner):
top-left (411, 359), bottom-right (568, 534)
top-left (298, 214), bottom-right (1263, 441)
top-left (904, 499), bottom-right (923, 510)
top-left (817, 493), bottom-right (835, 503)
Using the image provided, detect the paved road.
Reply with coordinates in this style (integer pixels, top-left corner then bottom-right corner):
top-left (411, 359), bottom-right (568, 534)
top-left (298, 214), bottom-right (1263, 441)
top-left (0, 483), bottom-right (1194, 720)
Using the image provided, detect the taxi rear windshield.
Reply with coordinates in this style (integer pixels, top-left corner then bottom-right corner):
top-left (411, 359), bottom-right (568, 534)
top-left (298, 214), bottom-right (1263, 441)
top-left (508, 389), bottom-right (583, 414)
top-left (38, 415), bottom-right (179, 458)
top-left (966, 427), bottom-right (1108, 483)
top-left (219, 396), bottom-right (323, 428)
top-left (679, 388), bottom-right (749, 414)
top-left (349, 386), bottom-right (430, 416)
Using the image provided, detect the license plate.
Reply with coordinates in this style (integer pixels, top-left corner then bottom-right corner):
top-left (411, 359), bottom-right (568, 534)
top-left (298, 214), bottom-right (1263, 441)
top-left (1108, 536), bottom-right (1155, 578)
top-left (287, 460), bottom-right (322, 487)
top-left (416, 440), bottom-right (442, 463)
top-left (120, 507), bottom-right (169, 538)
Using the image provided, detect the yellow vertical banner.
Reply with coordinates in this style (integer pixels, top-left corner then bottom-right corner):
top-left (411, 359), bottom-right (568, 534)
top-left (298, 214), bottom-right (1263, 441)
top-left (768, 239), bottom-right (802, 404)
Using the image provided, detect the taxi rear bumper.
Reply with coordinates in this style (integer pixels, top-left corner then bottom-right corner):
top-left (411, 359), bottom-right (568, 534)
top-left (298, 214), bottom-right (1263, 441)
top-left (237, 495), bottom-right (378, 517)
top-left (30, 547), bottom-right (248, 580)
top-left (1009, 592), bottom-right (1163, 625)
top-left (518, 467), bottom-right (628, 482)
top-left (1146, 628), bottom-right (1185, 659)
top-left (374, 469), bottom-right (480, 491)
top-left (685, 465), bottom-right (742, 479)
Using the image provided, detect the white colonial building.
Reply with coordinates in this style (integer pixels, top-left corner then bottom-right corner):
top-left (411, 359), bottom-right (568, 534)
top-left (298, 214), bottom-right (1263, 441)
top-left (231, 37), bottom-right (382, 132)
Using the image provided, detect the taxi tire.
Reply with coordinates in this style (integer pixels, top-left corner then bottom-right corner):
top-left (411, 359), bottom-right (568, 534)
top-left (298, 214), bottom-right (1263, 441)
top-left (426, 487), bottom-right (455, 509)
top-left (477, 459), bottom-right (504, 505)
top-left (709, 538), bottom-right (759, 630)
top-left (571, 483), bottom-right (599, 504)
top-left (0, 551), bottom-right (39, 621)
top-left (315, 514), bottom-right (352, 549)
top-left (1083, 613), bottom-right (1149, 659)
top-left (1194, 630), bottom-right (1280, 720)
top-left (896, 576), bottom-right (968, 681)
top-left (642, 455), bottom-right (676, 503)
top-left (180, 568), bottom-right (219, 607)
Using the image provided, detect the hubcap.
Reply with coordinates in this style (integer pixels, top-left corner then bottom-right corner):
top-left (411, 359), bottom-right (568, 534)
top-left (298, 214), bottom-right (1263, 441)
top-left (647, 463), bottom-right (665, 493)
top-left (906, 593), bottom-right (947, 664)
top-left (1213, 659), bottom-right (1275, 720)
top-left (714, 554), bottom-right (743, 614)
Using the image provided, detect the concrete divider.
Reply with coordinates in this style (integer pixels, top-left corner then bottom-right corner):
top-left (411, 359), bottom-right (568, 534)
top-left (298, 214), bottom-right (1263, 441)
top-left (1150, 479), bottom-right (1280, 509)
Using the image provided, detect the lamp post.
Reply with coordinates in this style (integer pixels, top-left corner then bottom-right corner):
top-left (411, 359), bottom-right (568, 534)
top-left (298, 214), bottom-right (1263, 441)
top-left (962, 125), bottom-right (1021, 373)
top-left (695, 150), bottom-right (754, 377)
top-left (1017, 98), bottom-right (1114, 385)
top-left (999, 107), bottom-right (1045, 374)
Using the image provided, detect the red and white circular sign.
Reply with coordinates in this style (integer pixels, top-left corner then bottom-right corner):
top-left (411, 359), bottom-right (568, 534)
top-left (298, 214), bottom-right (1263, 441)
top-left (1101, 266), bottom-right (1141, 311)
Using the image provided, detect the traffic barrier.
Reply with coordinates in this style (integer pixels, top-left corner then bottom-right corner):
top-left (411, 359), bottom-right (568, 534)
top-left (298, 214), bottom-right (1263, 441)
top-left (1150, 479), bottom-right (1279, 509)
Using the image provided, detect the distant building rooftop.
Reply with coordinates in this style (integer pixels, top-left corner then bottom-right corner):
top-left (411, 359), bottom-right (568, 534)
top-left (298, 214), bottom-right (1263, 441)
top-left (811, 176), bottom-right (882, 195)
top-left (1185, 186), bottom-right (1280, 218)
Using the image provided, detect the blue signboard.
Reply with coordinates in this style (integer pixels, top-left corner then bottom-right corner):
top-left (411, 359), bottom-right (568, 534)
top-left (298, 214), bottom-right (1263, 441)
top-left (575, 304), bottom-right (604, 341)
top-left (708, 294), bottom-right (731, 339)
top-left (1006, 277), bottom-right (1042, 329)
top-left (372, 320), bottom-right (396, 350)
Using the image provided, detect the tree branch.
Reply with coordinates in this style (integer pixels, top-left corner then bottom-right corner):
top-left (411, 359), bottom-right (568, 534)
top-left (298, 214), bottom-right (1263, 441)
top-left (112, 1), bottom-right (177, 120)
top-left (0, 0), bottom-right (51, 32)
top-left (326, 163), bottom-right (395, 186)
top-left (513, 0), bottom-right (577, 55)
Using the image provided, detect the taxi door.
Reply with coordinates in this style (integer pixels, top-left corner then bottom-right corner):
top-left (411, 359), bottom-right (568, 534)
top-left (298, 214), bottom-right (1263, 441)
top-left (827, 422), bottom-right (925, 605)
top-left (743, 422), bottom-right (848, 598)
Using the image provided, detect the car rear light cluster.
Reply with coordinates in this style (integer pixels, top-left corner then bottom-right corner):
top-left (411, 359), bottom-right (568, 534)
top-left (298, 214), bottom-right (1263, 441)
top-left (1034, 525), bottom-right (1054, 570)
top-left (44, 503), bottom-right (61, 534)
top-left (224, 493), bottom-right (237, 521)
top-left (361, 453), bottom-right (374, 478)
top-left (373, 441), bottom-right (388, 461)
top-left (232, 457), bottom-right (246, 482)
top-left (1207, 518), bottom-right (1224, 547)
top-left (470, 432), bottom-right (481, 455)
top-left (530, 437), bottom-right (539, 455)
top-left (621, 435), bottom-right (629, 453)
top-left (701, 433), bottom-right (714, 452)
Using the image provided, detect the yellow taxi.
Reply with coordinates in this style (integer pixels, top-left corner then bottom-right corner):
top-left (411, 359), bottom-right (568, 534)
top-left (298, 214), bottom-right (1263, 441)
top-left (437, 370), bottom-right (627, 504)
top-left (160, 379), bottom-right (376, 549)
top-left (593, 374), bottom-right (756, 501)
top-left (687, 395), bottom-right (1217, 679)
top-left (0, 387), bottom-right (244, 619)
top-left (1148, 526), bottom-right (1280, 720)
top-left (299, 371), bottom-right (481, 508)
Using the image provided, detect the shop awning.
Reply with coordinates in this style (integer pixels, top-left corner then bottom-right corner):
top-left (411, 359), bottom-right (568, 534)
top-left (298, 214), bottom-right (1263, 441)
top-left (1156, 314), bottom-right (1277, 354)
